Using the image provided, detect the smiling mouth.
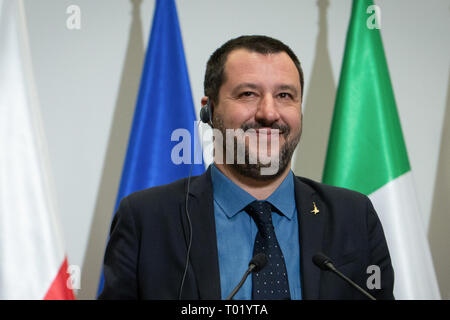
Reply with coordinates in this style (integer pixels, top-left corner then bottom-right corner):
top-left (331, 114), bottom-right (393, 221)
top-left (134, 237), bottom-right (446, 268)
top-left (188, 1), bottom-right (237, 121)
top-left (241, 121), bottom-right (289, 135)
top-left (251, 128), bottom-right (287, 138)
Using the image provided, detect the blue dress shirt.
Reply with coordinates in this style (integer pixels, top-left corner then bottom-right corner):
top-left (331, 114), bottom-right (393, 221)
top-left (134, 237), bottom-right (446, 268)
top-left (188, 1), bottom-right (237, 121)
top-left (211, 164), bottom-right (302, 300)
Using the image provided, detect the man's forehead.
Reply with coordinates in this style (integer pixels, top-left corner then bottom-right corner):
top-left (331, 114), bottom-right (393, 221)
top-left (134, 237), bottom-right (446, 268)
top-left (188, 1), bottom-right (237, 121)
top-left (225, 48), bottom-right (292, 68)
top-left (222, 49), bottom-right (301, 87)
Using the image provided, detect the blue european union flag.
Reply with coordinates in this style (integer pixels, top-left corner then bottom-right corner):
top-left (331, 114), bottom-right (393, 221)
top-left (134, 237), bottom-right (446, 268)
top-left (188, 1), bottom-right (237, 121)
top-left (97, 0), bottom-right (205, 296)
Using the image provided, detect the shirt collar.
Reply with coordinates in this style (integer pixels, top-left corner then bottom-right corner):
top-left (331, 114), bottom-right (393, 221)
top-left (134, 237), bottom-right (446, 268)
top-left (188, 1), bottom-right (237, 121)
top-left (265, 169), bottom-right (296, 220)
top-left (210, 164), bottom-right (296, 220)
top-left (211, 164), bottom-right (255, 218)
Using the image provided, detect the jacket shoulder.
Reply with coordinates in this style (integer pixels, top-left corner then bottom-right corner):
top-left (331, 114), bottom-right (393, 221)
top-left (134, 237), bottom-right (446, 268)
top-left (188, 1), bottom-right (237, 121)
top-left (296, 175), bottom-right (370, 204)
top-left (294, 176), bottom-right (374, 223)
top-left (125, 176), bottom-right (190, 207)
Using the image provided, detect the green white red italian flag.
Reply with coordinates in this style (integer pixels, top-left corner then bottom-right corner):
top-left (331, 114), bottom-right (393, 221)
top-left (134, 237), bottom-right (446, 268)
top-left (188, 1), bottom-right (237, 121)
top-left (323, 0), bottom-right (440, 299)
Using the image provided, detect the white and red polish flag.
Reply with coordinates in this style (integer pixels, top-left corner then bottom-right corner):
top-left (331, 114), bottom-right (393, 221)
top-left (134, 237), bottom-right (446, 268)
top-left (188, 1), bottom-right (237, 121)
top-left (0, 0), bottom-right (74, 299)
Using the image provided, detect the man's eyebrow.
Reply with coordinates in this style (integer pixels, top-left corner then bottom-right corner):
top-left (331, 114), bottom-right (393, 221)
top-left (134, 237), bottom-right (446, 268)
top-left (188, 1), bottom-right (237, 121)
top-left (230, 83), bottom-right (300, 96)
top-left (277, 84), bottom-right (299, 96)
top-left (231, 83), bottom-right (260, 95)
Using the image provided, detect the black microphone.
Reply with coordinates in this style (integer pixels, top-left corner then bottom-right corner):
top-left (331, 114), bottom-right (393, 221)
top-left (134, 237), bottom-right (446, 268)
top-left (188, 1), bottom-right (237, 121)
top-left (312, 252), bottom-right (376, 300)
top-left (225, 253), bottom-right (268, 300)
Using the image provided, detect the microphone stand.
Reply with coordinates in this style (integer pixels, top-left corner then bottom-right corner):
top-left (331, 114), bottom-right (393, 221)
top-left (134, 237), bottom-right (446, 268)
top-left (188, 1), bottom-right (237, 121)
top-left (225, 264), bottom-right (256, 300)
top-left (325, 261), bottom-right (376, 301)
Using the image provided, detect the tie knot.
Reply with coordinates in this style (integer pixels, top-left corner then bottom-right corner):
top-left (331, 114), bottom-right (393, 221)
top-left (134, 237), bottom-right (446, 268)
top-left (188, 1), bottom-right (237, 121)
top-left (245, 200), bottom-right (273, 227)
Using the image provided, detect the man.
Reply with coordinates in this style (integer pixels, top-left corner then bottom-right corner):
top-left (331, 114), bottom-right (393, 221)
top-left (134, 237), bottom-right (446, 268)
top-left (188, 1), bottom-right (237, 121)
top-left (99, 35), bottom-right (394, 300)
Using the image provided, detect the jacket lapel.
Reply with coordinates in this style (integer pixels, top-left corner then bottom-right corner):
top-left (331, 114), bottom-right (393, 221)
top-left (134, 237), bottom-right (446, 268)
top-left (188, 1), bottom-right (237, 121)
top-left (182, 167), bottom-right (221, 299)
top-left (294, 177), bottom-right (327, 300)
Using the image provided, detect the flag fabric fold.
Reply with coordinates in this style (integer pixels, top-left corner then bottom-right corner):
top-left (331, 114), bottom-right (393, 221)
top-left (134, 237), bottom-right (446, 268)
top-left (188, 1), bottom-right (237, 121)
top-left (97, 0), bottom-right (204, 296)
top-left (323, 0), bottom-right (440, 299)
top-left (0, 0), bottom-right (74, 300)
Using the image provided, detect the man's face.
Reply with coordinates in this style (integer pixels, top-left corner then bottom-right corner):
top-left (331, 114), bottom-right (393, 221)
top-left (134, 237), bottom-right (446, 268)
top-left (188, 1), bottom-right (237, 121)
top-left (211, 48), bottom-right (303, 179)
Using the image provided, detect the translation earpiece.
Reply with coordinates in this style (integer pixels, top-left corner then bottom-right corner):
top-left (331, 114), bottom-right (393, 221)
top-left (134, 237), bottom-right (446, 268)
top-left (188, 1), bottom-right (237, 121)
top-left (200, 98), bottom-right (212, 125)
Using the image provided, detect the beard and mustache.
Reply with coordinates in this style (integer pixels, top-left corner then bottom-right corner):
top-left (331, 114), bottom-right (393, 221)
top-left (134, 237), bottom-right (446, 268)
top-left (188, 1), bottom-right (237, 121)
top-left (212, 115), bottom-right (302, 181)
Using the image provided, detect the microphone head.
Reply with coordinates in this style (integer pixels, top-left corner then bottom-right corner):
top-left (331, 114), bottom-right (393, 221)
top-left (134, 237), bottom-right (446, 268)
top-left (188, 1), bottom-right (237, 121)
top-left (312, 252), bottom-right (333, 271)
top-left (249, 253), bottom-right (268, 272)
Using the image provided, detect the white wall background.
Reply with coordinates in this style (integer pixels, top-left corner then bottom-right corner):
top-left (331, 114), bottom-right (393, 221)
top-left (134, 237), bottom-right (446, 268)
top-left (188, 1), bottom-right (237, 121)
top-left (22, 0), bottom-right (450, 299)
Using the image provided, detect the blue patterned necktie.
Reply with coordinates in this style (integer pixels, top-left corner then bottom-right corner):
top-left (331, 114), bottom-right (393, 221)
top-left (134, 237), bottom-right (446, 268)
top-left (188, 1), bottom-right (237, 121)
top-left (245, 200), bottom-right (291, 300)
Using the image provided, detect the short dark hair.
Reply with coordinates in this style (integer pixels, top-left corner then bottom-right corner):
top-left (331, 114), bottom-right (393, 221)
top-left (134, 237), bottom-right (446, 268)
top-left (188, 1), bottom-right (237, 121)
top-left (204, 35), bottom-right (304, 106)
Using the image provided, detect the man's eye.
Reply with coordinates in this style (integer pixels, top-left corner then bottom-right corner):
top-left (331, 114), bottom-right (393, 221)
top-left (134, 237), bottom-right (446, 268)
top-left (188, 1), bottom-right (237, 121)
top-left (239, 91), bottom-right (255, 97)
top-left (278, 92), bottom-right (292, 99)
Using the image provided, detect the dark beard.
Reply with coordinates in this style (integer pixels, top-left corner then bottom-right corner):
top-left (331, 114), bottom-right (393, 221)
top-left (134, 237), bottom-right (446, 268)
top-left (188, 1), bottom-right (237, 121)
top-left (212, 116), bottom-right (302, 180)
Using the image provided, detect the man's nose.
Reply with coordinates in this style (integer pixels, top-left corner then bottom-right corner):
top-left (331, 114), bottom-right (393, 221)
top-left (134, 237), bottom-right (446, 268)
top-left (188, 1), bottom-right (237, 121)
top-left (255, 95), bottom-right (280, 125)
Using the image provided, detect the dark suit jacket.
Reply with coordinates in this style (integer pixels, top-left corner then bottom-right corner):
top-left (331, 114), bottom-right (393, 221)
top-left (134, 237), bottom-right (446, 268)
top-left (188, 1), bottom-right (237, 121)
top-left (99, 167), bottom-right (394, 300)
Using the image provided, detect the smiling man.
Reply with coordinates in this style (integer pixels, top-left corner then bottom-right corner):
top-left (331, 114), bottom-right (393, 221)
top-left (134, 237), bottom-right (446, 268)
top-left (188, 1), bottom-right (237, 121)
top-left (204, 42), bottom-right (303, 195)
top-left (99, 35), bottom-right (395, 300)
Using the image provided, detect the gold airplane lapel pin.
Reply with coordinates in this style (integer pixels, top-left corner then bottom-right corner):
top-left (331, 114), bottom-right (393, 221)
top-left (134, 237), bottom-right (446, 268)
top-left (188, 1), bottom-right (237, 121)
top-left (310, 201), bottom-right (320, 215)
